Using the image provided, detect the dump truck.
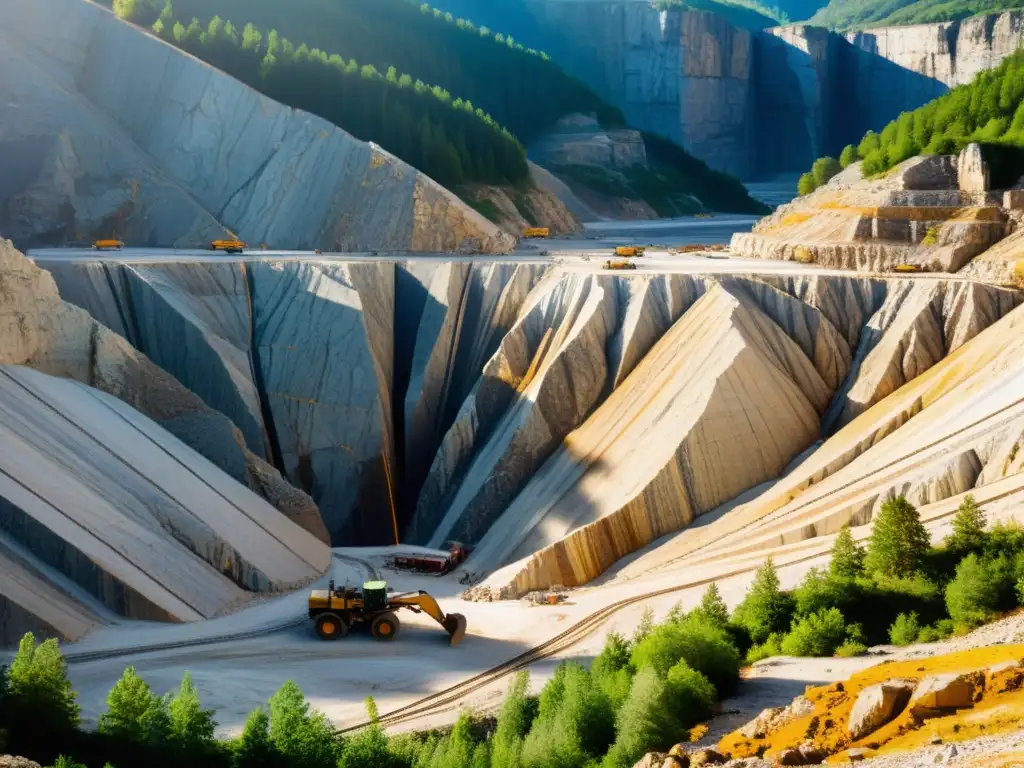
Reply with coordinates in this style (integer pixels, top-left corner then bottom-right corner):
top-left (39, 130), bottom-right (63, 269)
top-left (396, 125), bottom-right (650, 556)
top-left (391, 542), bottom-right (470, 575)
top-left (308, 580), bottom-right (468, 646)
top-left (615, 246), bottom-right (645, 258)
top-left (893, 264), bottom-right (921, 273)
top-left (210, 239), bottom-right (246, 253)
top-left (93, 239), bottom-right (124, 250)
top-left (523, 227), bottom-right (550, 238)
top-left (604, 259), bottom-right (637, 270)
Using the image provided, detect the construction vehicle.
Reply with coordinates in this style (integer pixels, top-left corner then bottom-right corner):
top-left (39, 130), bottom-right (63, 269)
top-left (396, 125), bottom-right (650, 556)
top-left (894, 264), bottom-right (921, 273)
top-left (523, 227), bottom-right (550, 238)
top-left (615, 246), bottom-right (645, 258)
top-left (92, 239), bottom-right (124, 250)
top-left (391, 542), bottom-right (470, 575)
top-left (308, 580), bottom-right (468, 646)
top-left (604, 259), bottom-right (637, 270)
top-left (210, 239), bottom-right (246, 253)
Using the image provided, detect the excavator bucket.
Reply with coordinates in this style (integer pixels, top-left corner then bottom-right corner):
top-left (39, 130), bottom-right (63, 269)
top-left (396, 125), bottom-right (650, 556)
top-left (443, 613), bottom-right (468, 647)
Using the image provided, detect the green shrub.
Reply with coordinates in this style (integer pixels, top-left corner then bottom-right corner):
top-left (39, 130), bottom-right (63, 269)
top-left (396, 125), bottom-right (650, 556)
top-left (732, 558), bottom-right (795, 645)
top-left (835, 641), bottom-right (868, 657)
top-left (234, 707), bottom-right (280, 768)
top-left (839, 144), bottom-right (858, 168)
top-left (858, 131), bottom-right (881, 158)
top-left (692, 583), bottom-right (730, 629)
top-left (811, 156), bottom-right (842, 188)
top-left (5, 633), bottom-right (80, 746)
top-left (781, 608), bottom-right (855, 657)
top-left (591, 633), bottom-right (634, 711)
top-left (663, 661), bottom-right (716, 727)
top-left (490, 672), bottom-right (532, 768)
top-left (797, 172), bottom-right (817, 196)
top-left (630, 615), bottom-right (740, 696)
top-left (745, 633), bottom-right (784, 664)
top-left (267, 681), bottom-right (338, 768)
top-left (917, 626), bottom-right (940, 643)
top-left (866, 496), bottom-right (930, 578)
top-left (602, 667), bottom-right (675, 768)
top-left (946, 553), bottom-right (1001, 627)
top-left (935, 619), bottom-right (956, 639)
top-left (888, 612), bottom-right (921, 646)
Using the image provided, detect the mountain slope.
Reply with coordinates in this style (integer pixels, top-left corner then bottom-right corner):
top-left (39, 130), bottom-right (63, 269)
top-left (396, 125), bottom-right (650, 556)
top-left (810, 0), bottom-right (1024, 27)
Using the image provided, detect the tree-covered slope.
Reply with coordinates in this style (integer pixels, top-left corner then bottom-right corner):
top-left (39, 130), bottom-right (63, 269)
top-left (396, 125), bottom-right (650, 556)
top-left (798, 49), bottom-right (1024, 192)
top-left (809, 0), bottom-right (1023, 28)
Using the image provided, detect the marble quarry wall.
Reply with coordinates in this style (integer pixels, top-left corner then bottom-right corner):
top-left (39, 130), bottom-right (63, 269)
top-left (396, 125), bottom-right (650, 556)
top-left (34, 250), bottom-right (1021, 599)
top-left (516, 2), bottom-right (1024, 176)
top-left (0, 0), bottom-right (512, 253)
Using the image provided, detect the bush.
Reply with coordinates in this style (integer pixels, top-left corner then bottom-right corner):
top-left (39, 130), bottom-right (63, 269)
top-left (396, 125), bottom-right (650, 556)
top-left (945, 495), bottom-right (988, 553)
top-left (839, 144), bottom-right (858, 168)
top-left (794, 569), bottom-right (858, 618)
top-left (745, 633), bottom-right (784, 664)
top-left (602, 667), bottom-right (675, 768)
top-left (490, 672), bottom-right (533, 768)
top-left (663, 662), bottom-right (716, 727)
top-left (888, 612), bottom-right (921, 646)
top-left (866, 496), bottom-right (930, 578)
top-left (591, 633), bottom-right (634, 711)
top-left (5, 633), bottom-right (80, 750)
top-left (781, 608), bottom-right (855, 657)
top-left (946, 553), bottom-right (1001, 627)
top-left (917, 626), bottom-right (940, 643)
top-left (797, 172), bottom-right (817, 196)
top-left (835, 641), bottom-right (868, 657)
top-left (935, 619), bottom-right (956, 639)
top-left (267, 681), bottom-right (338, 768)
top-left (732, 558), bottom-right (795, 645)
top-left (630, 615), bottom-right (740, 696)
top-left (811, 156), bottom-right (842, 188)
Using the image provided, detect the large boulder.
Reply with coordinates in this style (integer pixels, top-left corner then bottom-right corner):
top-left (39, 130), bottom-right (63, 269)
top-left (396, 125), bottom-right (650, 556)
top-left (847, 680), bottom-right (915, 739)
top-left (908, 672), bottom-right (981, 718)
top-left (958, 143), bottom-right (990, 193)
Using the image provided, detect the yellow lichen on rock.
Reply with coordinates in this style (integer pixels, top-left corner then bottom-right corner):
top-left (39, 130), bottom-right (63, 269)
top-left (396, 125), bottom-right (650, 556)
top-left (720, 645), bottom-right (1024, 763)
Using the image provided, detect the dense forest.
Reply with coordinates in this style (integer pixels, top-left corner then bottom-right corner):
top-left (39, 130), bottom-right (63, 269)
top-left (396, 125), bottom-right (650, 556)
top-left (121, 0), bottom-right (623, 148)
top-left (798, 49), bottom-right (1024, 193)
top-left (808, 0), bottom-right (1023, 28)
top-left (113, 0), bottom-right (530, 187)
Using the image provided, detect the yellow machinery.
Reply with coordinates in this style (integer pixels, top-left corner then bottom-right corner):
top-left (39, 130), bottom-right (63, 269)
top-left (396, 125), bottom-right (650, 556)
top-left (523, 227), bottom-right (550, 238)
top-left (615, 246), bottom-right (645, 258)
top-left (210, 239), bottom-right (246, 253)
top-left (308, 580), bottom-right (468, 646)
top-left (93, 239), bottom-right (124, 250)
top-left (894, 264), bottom-right (921, 273)
top-left (604, 259), bottom-right (637, 270)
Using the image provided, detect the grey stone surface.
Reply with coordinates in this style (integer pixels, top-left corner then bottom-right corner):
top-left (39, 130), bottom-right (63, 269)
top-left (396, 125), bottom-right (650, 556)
top-left (908, 672), bottom-right (980, 716)
top-left (0, 0), bottom-right (512, 253)
top-left (958, 143), bottom-right (990, 193)
top-left (847, 680), bottom-right (915, 740)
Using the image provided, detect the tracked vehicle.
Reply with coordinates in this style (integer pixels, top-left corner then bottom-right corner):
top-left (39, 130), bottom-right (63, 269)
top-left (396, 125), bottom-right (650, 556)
top-left (308, 580), bottom-right (468, 646)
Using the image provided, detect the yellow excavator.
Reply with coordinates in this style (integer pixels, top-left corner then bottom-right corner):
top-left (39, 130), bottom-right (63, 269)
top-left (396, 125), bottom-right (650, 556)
top-left (308, 580), bottom-right (468, 646)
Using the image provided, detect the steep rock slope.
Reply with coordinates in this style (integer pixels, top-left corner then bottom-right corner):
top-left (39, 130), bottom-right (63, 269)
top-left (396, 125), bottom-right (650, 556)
top-left (2, 239), bottom-right (327, 543)
top-left (0, 0), bottom-right (512, 253)
top-left (0, 365), bottom-right (330, 641)
top-left (38, 252), bottom-right (1021, 594)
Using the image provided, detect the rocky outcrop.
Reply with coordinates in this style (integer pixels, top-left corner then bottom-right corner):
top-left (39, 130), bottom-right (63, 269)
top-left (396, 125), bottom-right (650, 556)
top-left (731, 153), bottom-right (1008, 273)
top-left (908, 673), bottom-right (980, 717)
top-left (0, 0), bottom-right (512, 253)
top-left (530, 114), bottom-right (648, 169)
top-left (463, 164), bottom-right (583, 237)
top-left (847, 680), bottom-right (915, 739)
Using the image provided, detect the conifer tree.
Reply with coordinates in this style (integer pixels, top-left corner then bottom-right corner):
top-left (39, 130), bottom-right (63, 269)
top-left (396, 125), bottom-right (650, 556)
top-left (233, 707), bottom-right (278, 768)
top-left (731, 558), bottom-right (793, 643)
top-left (866, 496), bottom-right (930, 577)
top-left (491, 672), bottom-right (531, 768)
top-left (168, 672), bottom-right (216, 751)
top-left (6, 633), bottom-right (79, 736)
top-left (98, 666), bottom-right (159, 744)
top-left (946, 495), bottom-right (987, 553)
top-left (694, 582), bottom-right (729, 628)
top-left (602, 667), bottom-right (674, 768)
top-left (829, 526), bottom-right (866, 579)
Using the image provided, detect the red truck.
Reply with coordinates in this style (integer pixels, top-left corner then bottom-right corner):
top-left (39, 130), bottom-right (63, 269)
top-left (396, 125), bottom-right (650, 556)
top-left (391, 542), bottom-right (469, 575)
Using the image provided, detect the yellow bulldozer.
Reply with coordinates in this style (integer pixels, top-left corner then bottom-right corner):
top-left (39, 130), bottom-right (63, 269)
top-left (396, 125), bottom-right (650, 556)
top-left (308, 580), bottom-right (468, 646)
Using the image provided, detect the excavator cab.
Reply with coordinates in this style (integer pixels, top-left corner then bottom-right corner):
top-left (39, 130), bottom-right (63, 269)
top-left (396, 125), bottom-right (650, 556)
top-left (308, 580), bottom-right (467, 647)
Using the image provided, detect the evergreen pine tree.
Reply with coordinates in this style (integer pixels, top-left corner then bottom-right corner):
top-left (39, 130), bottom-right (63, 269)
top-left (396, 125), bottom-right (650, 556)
top-left (694, 583), bottom-right (729, 628)
top-left (6, 633), bottom-right (79, 737)
top-left (267, 681), bottom-right (338, 768)
top-left (829, 526), bottom-right (865, 579)
top-left (338, 697), bottom-right (394, 768)
top-left (632, 606), bottom-right (654, 645)
top-left (945, 495), bottom-right (987, 553)
top-left (233, 707), bottom-right (278, 768)
top-left (99, 666), bottom-right (158, 743)
top-left (491, 671), bottom-right (531, 768)
top-left (602, 667), bottom-right (674, 768)
top-left (168, 672), bottom-right (216, 751)
top-left (731, 558), bottom-right (794, 644)
top-left (866, 496), bottom-right (930, 577)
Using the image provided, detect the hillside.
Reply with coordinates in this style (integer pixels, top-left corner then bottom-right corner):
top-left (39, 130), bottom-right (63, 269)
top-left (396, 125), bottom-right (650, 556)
top-left (810, 0), bottom-right (1024, 27)
top-left (797, 49), bottom-right (1024, 187)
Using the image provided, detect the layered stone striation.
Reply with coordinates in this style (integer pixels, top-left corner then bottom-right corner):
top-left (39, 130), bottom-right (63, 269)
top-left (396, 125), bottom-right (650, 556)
top-left (0, 0), bottom-right (513, 253)
top-left (37, 249), bottom-right (1020, 600)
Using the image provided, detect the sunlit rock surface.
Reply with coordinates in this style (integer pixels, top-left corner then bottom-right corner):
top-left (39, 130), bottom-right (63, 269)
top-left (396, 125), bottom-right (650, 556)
top-left (0, 365), bottom-right (330, 636)
top-left (0, 0), bottom-right (512, 253)
top-left (33, 249), bottom-right (1022, 598)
